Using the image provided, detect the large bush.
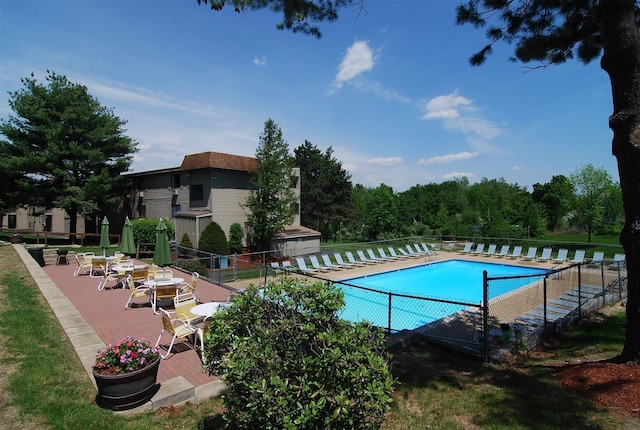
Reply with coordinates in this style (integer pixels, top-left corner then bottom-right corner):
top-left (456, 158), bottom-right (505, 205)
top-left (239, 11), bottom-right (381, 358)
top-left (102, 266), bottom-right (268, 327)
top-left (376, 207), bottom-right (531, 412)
top-left (131, 218), bottom-right (174, 245)
top-left (203, 277), bottom-right (395, 429)
top-left (198, 221), bottom-right (230, 255)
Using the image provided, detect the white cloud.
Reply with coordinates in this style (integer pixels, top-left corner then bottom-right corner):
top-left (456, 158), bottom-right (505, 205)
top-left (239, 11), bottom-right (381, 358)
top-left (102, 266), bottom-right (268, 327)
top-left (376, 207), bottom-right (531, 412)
top-left (334, 40), bottom-right (374, 88)
top-left (511, 165), bottom-right (524, 171)
top-left (443, 171), bottom-right (475, 180)
top-left (367, 157), bottom-right (403, 165)
top-left (253, 55), bottom-right (267, 66)
top-left (422, 91), bottom-right (503, 145)
top-left (417, 151), bottom-right (478, 165)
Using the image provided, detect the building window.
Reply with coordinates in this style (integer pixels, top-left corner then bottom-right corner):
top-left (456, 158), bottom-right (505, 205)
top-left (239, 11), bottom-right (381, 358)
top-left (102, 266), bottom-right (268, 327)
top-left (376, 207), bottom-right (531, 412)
top-left (190, 184), bottom-right (204, 201)
top-left (44, 214), bottom-right (52, 231)
top-left (139, 205), bottom-right (146, 218)
top-left (290, 175), bottom-right (299, 188)
top-left (294, 203), bottom-right (300, 215)
top-left (172, 204), bottom-right (181, 218)
top-left (171, 174), bottom-right (181, 189)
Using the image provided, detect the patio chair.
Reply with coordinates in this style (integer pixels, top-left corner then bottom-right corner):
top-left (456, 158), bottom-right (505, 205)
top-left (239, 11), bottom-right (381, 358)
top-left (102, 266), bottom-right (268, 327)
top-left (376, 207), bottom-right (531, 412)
top-left (90, 256), bottom-right (107, 278)
top-left (155, 307), bottom-right (203, 360)
top-left (73, 253), bottom-right (91, 276)
top-left (321, 254), bottom-right (344, 270)
top-left (506, 246), bottom-right (522, 259)
top-left (270, 261), bottom-right (282, 274)
top-left (124, 275), bottom-right (152, 309)
top-left (333, 253), bottom-right (358, 268)
top-left (295, 257), bottom-right (317, 273)
top-left (414, 244), bottom-right (436, 259)
top-left (388, 247), bottom-right (411, 260)
top-left (367, 248), bottom-right (392, 262)
top-left (521, 247), bottom-right (538, 261)
top-left (494, 245), bottom-right (510, 258)
top-left (551, 248), bottom-right (569, 264)
top-left (344, 252), bottom-right (369, 266)
top-left (178, 272), bottom-right (201, 303)
top-left (131, 266), bottom-right (150, 285)
top-left (421, 243), bottom-right (440, 255)
top-left (470, 243), bottom-right (485, 256)
top-left (398, 247), bottom-right (421, 259)
top-left (537, 247), bottom-right (553, 262)
top-left (174, 293), bottom-right (204, 326)
top-left (569, 249), bottom-right (586, 265)
top-left (281, 260), bottom-right (294, 272)
top-left (309, 255), bottom-right (331, 271)
top-left (482, 244), bottom-right (497, 257)
top-left (97, 264), bottom-right (126, 291)
top-left (378, 247), bottom-right (401, 261)
top-left (589, 251), bottom-right (605, 266)
top-left (458, 243), bottom-right (473, 254)
top-left (154, 268), bottom-right (174, 280)
top-left (608, 253), bottom-right (625, 270)
top-left (357, 250), bottom-right (379, 264)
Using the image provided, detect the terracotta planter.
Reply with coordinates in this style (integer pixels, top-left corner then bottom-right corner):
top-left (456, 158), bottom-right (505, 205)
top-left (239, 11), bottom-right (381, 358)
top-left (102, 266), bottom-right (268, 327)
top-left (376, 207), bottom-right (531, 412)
top-left (93, 358), bottom-right (160, 411)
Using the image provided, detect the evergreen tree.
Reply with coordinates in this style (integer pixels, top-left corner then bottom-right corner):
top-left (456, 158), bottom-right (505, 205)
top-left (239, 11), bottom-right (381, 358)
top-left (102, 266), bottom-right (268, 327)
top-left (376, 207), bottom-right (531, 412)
top-left (244, 119), bottom-right (297, 251)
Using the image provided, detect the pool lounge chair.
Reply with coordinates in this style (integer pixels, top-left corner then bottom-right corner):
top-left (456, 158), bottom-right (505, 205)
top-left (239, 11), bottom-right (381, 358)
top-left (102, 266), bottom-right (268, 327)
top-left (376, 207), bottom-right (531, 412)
top-left (494, 245), bottom-right (510, 258)
top-left (521, 247), bottom-right (538, 261)
top-left (588, 251), bottom-right (605, 266)
top-left (334, 253), bottom-right (358, 268)
top-left (398, 248), bottom-right (421, 259)
top-left (537, 247), bottom-right (553, 262)
top-left (346, 251), bottom-right (373, 266)
top-left (470, 243), bottom-right (485, 256)
top-left (608, 253), bottom-right (625, 270)
top-left (403, 245), bottom-right (424, 257)
top-left (309, 255), bottom-right (332, 272)
top-left (295, 257), bottom-right (319, 273)
top-left (482, 244), bottom-right (497, 257)
top-left (378, 247), bottom-right (402, 261)
top-left (458, 243), bottom-right (473, 254)
top-left (357, 250), bottom-right (380, 264)
top-left (366, 248), bottom-right (391, 262)
top-left (419, 243), bottom-right (438, 259)
top-left (321, 254), bottom-right (344, 270)
top-left (388, 247), bottom-right (411, 260)
top-left (282, 261), bottom-right (294, 272)
top-left (569, 249), bottom-right (586, 265)
top-left (506, 246), bottom-right (522, 259)
top-left (551, 248), bottom-right (569, 264)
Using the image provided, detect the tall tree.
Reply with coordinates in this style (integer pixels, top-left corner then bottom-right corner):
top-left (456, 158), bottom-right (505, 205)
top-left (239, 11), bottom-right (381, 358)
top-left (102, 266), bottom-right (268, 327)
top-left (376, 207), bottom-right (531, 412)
top-left (0, 71), bottom-right (137, 236)
top-left (533, 175), bottom-right (575, 231)
top-left (363, 184), bottom-right (398, 240)
top-left (244, 119), bottom-right (297, 251)
top-left (294, 140), bottom-right (352, 241)
top-left (570, 164), bottom-right (616, 242)
top-left (199, 0), bottom-right (640, 360)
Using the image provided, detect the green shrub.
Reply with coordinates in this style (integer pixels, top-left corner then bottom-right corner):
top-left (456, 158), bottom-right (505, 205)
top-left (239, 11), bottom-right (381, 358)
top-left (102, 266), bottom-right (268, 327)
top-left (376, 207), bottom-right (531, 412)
top-left (179, 232), bottom-right (193, 248)
top-left (228, 223), bottom-right (244, 254)
top-left (198, 221), bottom-right (230, 255)
top-left (203, 277), bottom-right (395, 429)
top-left (174, 258), bottom-right (208, 277)
top-left (131, 218), bottom-right (174, 246)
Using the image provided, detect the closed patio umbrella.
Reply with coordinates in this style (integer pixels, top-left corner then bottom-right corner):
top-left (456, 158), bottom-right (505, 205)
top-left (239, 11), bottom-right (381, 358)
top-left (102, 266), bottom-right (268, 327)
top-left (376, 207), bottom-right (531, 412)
top-left (99, 216), bottom-right (110, 256)
top-left (120, 216), bottom-right (136, 256)
top-left (153, 218), bottom-right (172, 278)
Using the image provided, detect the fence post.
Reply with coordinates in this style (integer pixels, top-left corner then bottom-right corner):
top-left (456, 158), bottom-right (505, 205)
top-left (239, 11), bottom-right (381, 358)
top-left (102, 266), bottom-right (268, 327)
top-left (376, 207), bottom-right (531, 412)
top-left (387, 293), bottom-right (392, 334)
top-left (600, 263), bottom-right (605, 306)
top-left (578, 265), bottom-right (582, 319)
top-left (543, 277), bottom-right (548, 334)
top-left (482, 270), bottom-right (489, 362)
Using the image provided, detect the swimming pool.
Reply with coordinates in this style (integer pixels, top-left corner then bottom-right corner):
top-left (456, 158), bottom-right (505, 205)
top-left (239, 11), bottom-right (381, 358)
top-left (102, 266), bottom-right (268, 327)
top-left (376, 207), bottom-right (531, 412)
top-left (336, 259), bottom-right (549, 332)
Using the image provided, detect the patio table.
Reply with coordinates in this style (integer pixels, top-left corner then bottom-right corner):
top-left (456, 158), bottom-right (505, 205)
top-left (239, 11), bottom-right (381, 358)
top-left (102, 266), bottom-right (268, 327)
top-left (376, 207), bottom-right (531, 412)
top-left (144, 278), bottom-right (184, 314)
top-left (191, 301), bottom-right (232, 318)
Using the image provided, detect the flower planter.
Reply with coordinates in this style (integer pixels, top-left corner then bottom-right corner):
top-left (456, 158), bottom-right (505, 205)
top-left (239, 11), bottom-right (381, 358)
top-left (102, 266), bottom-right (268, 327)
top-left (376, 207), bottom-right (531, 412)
top-left (93, 357), bottom-right (160, 411)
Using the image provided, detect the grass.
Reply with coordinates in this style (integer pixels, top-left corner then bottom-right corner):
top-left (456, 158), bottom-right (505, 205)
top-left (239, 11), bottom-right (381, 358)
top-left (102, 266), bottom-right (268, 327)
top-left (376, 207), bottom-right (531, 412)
top-left (0, 243), bottom-right (634, 429)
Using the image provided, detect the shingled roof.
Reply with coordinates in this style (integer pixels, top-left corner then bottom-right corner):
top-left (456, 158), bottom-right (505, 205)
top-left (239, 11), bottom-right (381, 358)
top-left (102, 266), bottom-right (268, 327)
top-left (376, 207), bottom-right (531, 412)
top-left (179, 151), bottom-right (258, 172)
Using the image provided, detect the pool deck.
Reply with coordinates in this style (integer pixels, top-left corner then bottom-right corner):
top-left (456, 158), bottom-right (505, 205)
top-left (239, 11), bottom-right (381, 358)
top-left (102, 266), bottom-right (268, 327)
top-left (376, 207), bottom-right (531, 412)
top-left (14, 243), bottom-right (624, 412)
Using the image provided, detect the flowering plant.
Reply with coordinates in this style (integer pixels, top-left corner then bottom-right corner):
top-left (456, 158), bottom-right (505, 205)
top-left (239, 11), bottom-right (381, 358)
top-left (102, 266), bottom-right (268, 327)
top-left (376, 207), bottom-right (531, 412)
top-left (93, 336), bottom-right (159, 375)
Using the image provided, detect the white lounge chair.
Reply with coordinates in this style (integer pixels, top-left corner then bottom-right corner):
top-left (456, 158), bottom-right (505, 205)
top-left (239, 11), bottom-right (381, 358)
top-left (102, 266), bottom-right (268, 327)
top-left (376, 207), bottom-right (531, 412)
top-left (403, 245), bottom-right (423, 257)
top-left (495, 245), bottom-right (510, 258)
top-left (608, 253), bottom-right (625, 270)
top-left (470, 243), bottom-right (485, 255)
top-left (569, 249), bottom-right (586, 265)
top-left (537, 247), bottom-right (553, 262)
top-left (551, 248), bottom-right (568, 264)
top-left (309, 255), bottom-right (331, 272)
top-left (589, 251), bottom-right (605, 266)
top-left (357, 250), bottom-right (379, 264)
top-left (458, 243), bottom-right (473, 254)
top-left (378, 247), bottom-right (401, 261)
top-left (482, 244), bottom-right (497, 257)
top-left (333, 253), bottom-right (357, 268)
top-left (398, 248), bottom-right (420, 259)
top-left (521, 247), bottom-right (538, 261)
top-left (366, 249), bottom-right (390, 262)
top-left (346, 251), bottom-right (372, 265)
top-left (421, 243), bottom-right (440, 255)
top-left (295, 257), bottom-right (317, 273)
top-left (388, 247), bottom-right (411, 260)
top-left (321, 254), bottom-right (344, 270)
top-left (507, 246), bottom-right (522, 259)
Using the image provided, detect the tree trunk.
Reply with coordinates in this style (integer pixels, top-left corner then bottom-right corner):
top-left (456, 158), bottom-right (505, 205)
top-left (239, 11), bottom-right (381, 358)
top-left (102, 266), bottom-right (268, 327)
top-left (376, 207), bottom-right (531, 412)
top-left (599, 0), bottom-right (640, 360)
top-left (68, 209), bottom-right (78, 243)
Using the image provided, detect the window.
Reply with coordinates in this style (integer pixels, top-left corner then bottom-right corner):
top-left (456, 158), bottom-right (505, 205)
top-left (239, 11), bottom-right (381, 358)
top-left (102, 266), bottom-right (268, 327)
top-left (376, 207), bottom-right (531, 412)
top-left (8, 214), bottom-right (16, 229)
top-left (190, 184), bottom-right (204, 201)
top-left (172, 204), bottom-right (181, 218)
top-left (171, 174), bottom-right (181, 189)
top-left (139, 205), bottom-right (146, 218)
top-left (290, 175), bottom-right (299, 189)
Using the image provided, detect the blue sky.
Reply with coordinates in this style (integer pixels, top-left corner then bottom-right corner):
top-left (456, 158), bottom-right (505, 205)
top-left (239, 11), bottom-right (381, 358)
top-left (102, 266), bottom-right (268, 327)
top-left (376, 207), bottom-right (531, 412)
top-left (1, 0), bottom-right (619, 192)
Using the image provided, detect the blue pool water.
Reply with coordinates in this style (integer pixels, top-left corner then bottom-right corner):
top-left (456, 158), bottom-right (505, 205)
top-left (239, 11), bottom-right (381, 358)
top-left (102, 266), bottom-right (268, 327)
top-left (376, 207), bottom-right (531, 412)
top-left (337, 259), bottom-right (549, 331)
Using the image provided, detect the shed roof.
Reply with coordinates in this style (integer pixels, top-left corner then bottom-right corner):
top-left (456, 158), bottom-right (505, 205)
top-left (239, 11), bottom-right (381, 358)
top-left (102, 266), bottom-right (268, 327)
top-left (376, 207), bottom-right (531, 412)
top-left (180, 151), bottom-right (257, 172)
